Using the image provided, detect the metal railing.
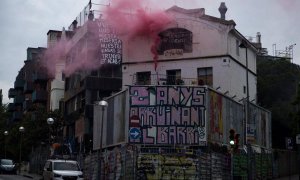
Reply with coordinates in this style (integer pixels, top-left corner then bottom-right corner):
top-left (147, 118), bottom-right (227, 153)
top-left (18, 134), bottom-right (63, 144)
top-left (132, 73), bottom-right (203, 86)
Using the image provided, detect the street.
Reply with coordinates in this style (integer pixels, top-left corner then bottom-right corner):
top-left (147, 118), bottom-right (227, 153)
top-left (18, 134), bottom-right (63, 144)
top-left (0, 175), bottom-right (32, 180)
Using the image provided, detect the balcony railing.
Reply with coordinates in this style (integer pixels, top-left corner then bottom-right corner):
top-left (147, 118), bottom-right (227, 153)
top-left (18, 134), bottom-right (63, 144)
top-left (14, 95), bottom-right (25, 105)
top-left (8, 88), bottom-right (17, 98)
top-left (32, 72), bottom-right (48, 83)
top-left (14, 79), bottom-right (25, 89)
top-left (32, 90), bottom-right (47, 103)
top-left (132, 74), bottom-right (201, 86)
top-left (24, 81), bottom-right (34, 93)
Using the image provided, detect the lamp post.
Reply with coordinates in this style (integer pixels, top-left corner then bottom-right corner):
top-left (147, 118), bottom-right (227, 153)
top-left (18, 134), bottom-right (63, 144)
top-left (4, 130), bottom-right (8, 159)
top-left (47, 118), bottom-right (54, 158)
top-left (47, 118), bottom-right (54, 145)
top-left (96, 100), bottom-right (108, 180)
top-left (19, 126), bottom-right (25, 174)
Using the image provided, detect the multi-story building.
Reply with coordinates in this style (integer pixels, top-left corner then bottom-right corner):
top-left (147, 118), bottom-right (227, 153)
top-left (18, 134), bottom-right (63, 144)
top-left (7, 47), bottom-right (48, 123)
top-left (60, 11), bottom-right (122, 153)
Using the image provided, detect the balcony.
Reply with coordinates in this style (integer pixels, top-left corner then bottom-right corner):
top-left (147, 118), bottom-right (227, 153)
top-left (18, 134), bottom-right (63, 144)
top-left (132, 74), bottom-right (200, 86)
top-left (85, 76), bottom-right (122, 91)
top-left (12, 111), bottom-right (23, 121)
top-left (23, 100), bottom-right (33, 111)
top-left (7, 103), bottom-right (15, 112)
top-left (8, 88), bottom-right (17, 98)
top-left (14, 95), bottom-right (25, 105)
top-left (14, 79), bottom-right (25, 90)
top-left (24, 81), bottom-right (34, 93)
top-left (32, 90), bottom-right (47, 103)
top-left (32, 72), bottom-right (48, 83)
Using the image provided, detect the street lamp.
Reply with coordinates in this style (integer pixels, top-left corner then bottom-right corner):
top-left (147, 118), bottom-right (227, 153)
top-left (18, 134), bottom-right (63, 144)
top-left (47, 118), bottom-right (54, 145)
top-left (47, 118), bottom-right (54, 158)
top-left (19, 126), bottom-right (25, 174)
top-left (4, 130), bottom-right (8, 158)
top-left (95, 100), bottom-right (108, 180)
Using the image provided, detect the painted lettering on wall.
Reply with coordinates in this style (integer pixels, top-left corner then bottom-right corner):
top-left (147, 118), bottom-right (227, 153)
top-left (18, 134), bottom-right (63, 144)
top-left (129, 86), bottom-right (207, 145)
top-left (157, 28), bottom-right (192, 55)
top-left (97, 20), bottom-right (122, 65)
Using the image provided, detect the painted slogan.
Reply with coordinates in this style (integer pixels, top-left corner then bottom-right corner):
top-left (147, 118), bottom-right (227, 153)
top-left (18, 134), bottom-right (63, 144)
top-left (157, 28), bottom-right (193, 57)
top-left (97, 20), bottom-right (122, 65)
top-left (129, 86), bottom-right (207, 145)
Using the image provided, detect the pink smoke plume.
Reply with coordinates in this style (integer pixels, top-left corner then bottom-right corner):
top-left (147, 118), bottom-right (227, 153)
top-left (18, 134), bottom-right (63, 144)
top-left (42, 0), bottom-right (173, 77)
top-left (42, 28), bottom-right (102, 77)
top-left (104, 0), bottom-right (174, 70)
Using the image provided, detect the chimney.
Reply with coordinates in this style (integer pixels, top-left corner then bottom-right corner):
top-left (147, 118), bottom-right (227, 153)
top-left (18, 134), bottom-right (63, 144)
top-left (218, 2), bottom-right (227, 20)
top-left (256, 32), bottom-right (261, 43)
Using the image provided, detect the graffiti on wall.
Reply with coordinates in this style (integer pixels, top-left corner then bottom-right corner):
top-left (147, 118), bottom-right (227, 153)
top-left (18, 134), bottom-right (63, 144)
top-left (129, 86), bottom-right (207, 145)
top-left (137, 154), bottom-right (198, 179)
top-left (209, 91), bottom-right (223, 141)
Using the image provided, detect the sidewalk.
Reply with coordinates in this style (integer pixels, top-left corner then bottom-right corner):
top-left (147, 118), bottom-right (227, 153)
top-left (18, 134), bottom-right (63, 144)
top-left (20, 171), bottom-right (43, 180)
top-left (19, 166), bottom-right (43, 180)
top-left (273, 174), bottom-right (299, 180)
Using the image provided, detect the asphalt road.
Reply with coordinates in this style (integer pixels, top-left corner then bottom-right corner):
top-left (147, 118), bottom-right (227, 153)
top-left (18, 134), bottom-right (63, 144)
top-left (0, 174), bottom-right (32, 180)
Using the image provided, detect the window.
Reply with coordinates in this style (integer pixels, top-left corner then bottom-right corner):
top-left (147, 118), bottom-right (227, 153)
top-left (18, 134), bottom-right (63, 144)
top-left (166, 69), bottom-right (182, 85)
top-left (54, 162), bottom-right (79, 171)
top-left (136, 71), bottom-right (151, 85)
top-left (197, 67), bottom-right (213, 86)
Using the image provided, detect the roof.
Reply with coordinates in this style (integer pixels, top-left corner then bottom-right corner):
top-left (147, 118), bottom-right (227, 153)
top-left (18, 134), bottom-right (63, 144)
top-left (166, 5), bottom-right (236, 26)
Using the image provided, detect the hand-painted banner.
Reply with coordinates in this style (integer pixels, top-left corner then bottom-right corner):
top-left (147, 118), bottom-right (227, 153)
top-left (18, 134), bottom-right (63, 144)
top-left (97, 20), bottom-right (122, 65)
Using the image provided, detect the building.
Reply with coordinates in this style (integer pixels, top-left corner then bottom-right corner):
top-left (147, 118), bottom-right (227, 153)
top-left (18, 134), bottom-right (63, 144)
top-left (7, 47), bottom-right (49, 123)
top-left (88, 3), bottom-right (272, 179)
top-left (61, 11), bottom-right (122, 153)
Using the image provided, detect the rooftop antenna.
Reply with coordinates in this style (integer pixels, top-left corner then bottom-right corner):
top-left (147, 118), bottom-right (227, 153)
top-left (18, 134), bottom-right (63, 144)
top-left (272, 43), bottom-right (276, 56)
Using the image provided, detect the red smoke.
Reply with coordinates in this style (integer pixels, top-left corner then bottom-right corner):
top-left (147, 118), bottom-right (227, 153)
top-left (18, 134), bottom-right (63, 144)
top-left (105, 0), bottom-right (174, 70)
top-left (43, 0), bottom-right (173, 77)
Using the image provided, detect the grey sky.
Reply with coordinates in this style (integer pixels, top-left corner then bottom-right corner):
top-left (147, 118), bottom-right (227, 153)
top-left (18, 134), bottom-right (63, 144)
top-left (0, 0), bottom-right (299, 104)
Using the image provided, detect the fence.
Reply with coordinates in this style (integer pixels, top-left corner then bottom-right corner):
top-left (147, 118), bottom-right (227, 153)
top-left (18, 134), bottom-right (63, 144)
top-left (28, 144), bottom-right (298, 179)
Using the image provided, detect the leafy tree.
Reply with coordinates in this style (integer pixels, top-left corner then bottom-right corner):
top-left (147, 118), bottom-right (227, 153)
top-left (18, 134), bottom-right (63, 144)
top-left (257, 56), bottom-right (300, 148)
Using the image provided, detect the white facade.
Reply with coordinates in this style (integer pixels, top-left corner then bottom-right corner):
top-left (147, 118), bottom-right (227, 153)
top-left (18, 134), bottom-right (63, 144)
top-left (121, 6), bottom-right (257, 103)
top-left (50, 62), bottom-right (65, 110)
top-left (47, 30), bottom-right (65, 111)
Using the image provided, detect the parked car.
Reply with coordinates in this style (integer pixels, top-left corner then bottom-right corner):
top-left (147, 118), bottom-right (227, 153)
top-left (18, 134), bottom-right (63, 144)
top-left (42, 159), bottom-right (83, 180)
top-left (0, 159), bottom-right (17, 174)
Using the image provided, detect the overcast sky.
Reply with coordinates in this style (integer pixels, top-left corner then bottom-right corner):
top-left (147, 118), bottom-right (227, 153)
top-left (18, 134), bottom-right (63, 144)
top-left (0, 0), bottom-right (299, 104)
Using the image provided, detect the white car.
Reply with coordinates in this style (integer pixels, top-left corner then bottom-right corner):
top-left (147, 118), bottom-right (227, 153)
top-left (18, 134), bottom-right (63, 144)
top-left (42, 159), bottom-right (84, 180)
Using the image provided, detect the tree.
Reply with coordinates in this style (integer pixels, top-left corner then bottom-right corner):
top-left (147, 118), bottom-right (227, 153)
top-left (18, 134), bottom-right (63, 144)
top-left (257, 56), bottom-right (300, 148)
